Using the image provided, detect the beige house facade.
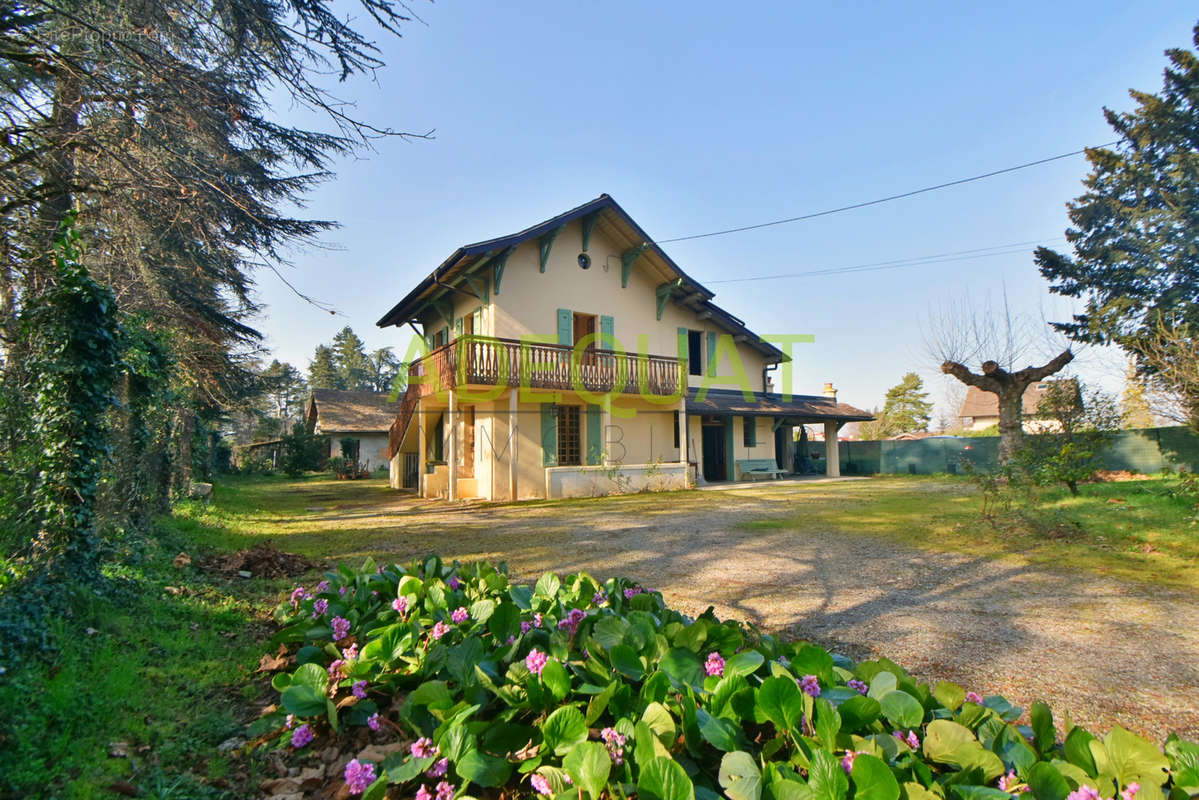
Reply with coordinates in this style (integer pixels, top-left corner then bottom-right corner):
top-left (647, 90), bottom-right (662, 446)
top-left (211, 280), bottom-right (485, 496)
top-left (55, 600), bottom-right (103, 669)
top-left (305, 390), bottom-right (398, 472)
top-left (377, 195), bottom-right (871, 500)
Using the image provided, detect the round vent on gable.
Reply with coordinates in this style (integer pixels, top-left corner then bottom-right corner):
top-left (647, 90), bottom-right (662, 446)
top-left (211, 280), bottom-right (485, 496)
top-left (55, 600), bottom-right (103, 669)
top-left (577, 253), bottom-right (592, 270)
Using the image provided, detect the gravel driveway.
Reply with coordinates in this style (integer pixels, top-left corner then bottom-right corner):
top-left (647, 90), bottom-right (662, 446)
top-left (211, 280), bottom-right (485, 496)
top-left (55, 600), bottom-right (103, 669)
top-left (305, 481), bottom-right (1199, 742)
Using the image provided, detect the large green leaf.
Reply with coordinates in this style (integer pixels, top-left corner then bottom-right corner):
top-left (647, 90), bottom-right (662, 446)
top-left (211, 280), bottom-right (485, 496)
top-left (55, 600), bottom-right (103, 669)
top-left (933, 681), bottom-right (966, 711)
top-left (642, 702), bottom-right (677, 748)
top-left (725, 650), bottom-right (765, 679)
top-left (923, 720), bottom-right (1005, 781)
top-left (592, 616), bottom-right (629, 650)
top-left (1027, 761), bottom-right (1071, 800)
top-left (719, 750), bottom-right (763, 800)
top-left (814, 698), bottom-right (842, 752)
top-left (697, 708), bottom-right (749, 752)
top-left (850, 754), bottom-right (900, 800)
top-left (541, 706), bottom-right (588, 756)
top-left (289, 662), bottom-right (329, 693)
top-left (535, 572), bottom-right (561, 598)
top-left (280, 684), bottom-right (326, 717)
top-left (488, 602), bottom-right (520, 641)
top-left (1064, 728), bottom-right (1099, 777)
top-left (456, 749), bottom-right (512, 788)
top-left (880, 691), bottom-right (924, 729)
top-left (660, 648), bottom-right (706, 691)
top-left (807, 749), bottom-right (849, 800)
top-left (1104, 726), bottom-right (1170, 788)
top-left (1030, 702), bottom-right (1055, 756)
top-left (837, 695), bottom-right (882, 733)
top-left (610, 644), bottom-right (644, 680)
top-left (540, 657), bottom-right (571, 700)
top-left (564, 741), bottom-right (611, 800)
top-left (639, 756), bottom-right (696, 800)
top-left (758, 676), bottom-right (804, 733)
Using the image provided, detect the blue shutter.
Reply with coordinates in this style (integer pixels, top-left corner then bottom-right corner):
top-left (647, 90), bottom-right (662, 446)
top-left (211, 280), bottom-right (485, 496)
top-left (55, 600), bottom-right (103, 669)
top-left (600, 315), bottom-right (615, 348)
top-left (586, 405), bottom-right (602, 465)
top-left (557, 309), bottom-right (573, 346)
top-left (454, 317), bottom-right (463, 339)
top-left (541, 405), bottom-right (558, 466)
top-left (706, 331), bottom-right (718, 376)
top-left (744, 416), bottom-right (756, 447)
top-left (678, 327), bottom-right (688, 360)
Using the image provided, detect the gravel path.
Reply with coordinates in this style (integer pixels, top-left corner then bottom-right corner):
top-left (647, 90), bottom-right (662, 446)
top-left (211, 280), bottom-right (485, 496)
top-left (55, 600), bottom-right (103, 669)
top-left (311, 482), bottom-right (1199, 742)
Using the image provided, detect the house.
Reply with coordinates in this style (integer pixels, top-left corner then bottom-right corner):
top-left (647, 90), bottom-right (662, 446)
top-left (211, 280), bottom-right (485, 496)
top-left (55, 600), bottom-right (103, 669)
top-left (957, 379), bottom-right (1077, 433)
top-left (376, 194), bottom-right (872, 500)
top-left (305, 389), bottom-right (399, 471)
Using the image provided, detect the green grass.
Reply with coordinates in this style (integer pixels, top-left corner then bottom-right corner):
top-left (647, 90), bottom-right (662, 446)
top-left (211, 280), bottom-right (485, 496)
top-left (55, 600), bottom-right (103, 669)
top-left (0, 519), bottom-right (307, 798)
top-left (739, 475), bottom-right (1199, 590)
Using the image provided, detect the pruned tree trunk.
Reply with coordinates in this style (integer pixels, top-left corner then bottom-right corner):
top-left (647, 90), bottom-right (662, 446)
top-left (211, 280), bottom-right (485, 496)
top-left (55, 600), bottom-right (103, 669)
top-left (941, 349), bottom-right (1074, 463)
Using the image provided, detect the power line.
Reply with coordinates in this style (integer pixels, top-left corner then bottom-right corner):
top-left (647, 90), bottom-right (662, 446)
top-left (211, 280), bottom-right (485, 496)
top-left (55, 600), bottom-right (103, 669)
top-left (656, 143), bottom-right (1118, 244)
top-left (702, 236), bottom-right (1067, 284)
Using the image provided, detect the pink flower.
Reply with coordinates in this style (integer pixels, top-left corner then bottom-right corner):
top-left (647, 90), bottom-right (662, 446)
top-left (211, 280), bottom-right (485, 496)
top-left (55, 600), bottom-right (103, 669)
top-left (520, 621), bottom-right (532, 634)
top-left (328, 659), bottom-right (346, 678)
top-left (526, 648), bottom-right (549, 675)
top-left (289, 587), bottom-right (308, 608)
top-left (426, 758), bottom-right (449, 778)
top-left (601, 727), bottom-right (627, 764)
top-left (533, 612), bottom-right (542, 627)
top-left (623, 587), bottom-right (642, 599)
top-left (530, 774), bottom-right (552, 795)
top-left (331, 616), bottom-right (351, 640)
top-left (1067, 788), bottom-right (1101, 800)
top-left (352, 680), bottom-right (368, 699)
top-left (848, 679), bottom-right (869, 695)
top-left (344, 759), bottom-right (376, 795)
top-left (367, 713), bottom-right (381, 731)
top-left (429, 621), bottom-right (450, 640)
top-left (416, 785), bottom-right (433, 800)
top-left (436, 780), bottom-right (455, 800)
top-left (998, 771), bottom-right (1028, 794)
top-left (1121, 783), bottom-right (1141, 800)
top-left (800, 674), bottom-right (821, 697)
top-left (312, 598), bottom-right (328, 618)
top-left (451, 606), bottom-right (469, 624)
top-left (291, 723), bottom-right (314, 748)
top-left (340, 585), bottom-right (349, 596)
top-left (315, 580), bottom-right (329, 594)
top-left (842, 750), bottom-right (864, 774)
top-left (392, 596), bottom-right (408, 614)
top-left (966, 691), bottom-right (984, 704)
top-left (705, 652), bottom-right (725, 677)
top-left (448, 576), bottom-right (461, 590)
top-left (411, 737), bottom-right (437, 759)
top-left (906, 731), bottom-right (920, 749)
top-left (342, 643), bottom-right (358, 661)
top-left (558, 608), bottom-right (586, 634)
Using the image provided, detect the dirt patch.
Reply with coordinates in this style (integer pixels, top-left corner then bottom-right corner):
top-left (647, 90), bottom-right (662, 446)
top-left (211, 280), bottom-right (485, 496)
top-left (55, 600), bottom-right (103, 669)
top-left (201, 541), bottom-right (317, 578)
top-left (1089, 470), bottom-right (1154, 482)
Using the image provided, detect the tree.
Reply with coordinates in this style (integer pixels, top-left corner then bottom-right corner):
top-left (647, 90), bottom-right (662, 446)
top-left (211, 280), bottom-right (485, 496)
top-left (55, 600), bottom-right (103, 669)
top-left (875, 373), bottom-right (933, 436)
top-left (1120, 361), bottom-right (1155, 429)
top-left (928, 296), bottom-right (1074, 463)
top-left (368, 348), bottom-right (404, 393)
top-left (331, 327), bottom-right (370, 390)
top-left (309, 345), bottom-right (342, 390)
top-left (261, 361), bottom-right (308, 429)
top-left (1035, 25), bottom-right (1199, 426)
top-left (1015, 382), bottom-right (1120, 496)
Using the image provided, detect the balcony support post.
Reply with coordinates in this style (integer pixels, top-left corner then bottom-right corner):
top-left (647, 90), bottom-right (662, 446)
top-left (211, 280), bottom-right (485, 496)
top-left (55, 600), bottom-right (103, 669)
top-left (508, 390), bottom-right (519, 501)
top-left (678, 397), bottom-right (688, 468)
top-left (417, 397), bottom-right (427, 498)
top-left (448, 389), bottom-right (458, 501)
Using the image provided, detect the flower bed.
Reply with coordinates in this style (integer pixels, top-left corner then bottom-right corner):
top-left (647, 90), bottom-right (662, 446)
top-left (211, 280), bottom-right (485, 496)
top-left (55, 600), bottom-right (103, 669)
top-left (255, 556), bottom-right (1198, 800)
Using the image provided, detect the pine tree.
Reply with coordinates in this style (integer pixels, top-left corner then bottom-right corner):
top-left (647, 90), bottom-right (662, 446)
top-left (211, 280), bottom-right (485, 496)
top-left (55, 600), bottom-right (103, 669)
top-left (880, 373), bottom-right (934, 434)
top-left (308, 346), bottom-right (342, 390)
top-left (1035, 24), bottom-right (1199, 424)
top-left (368, 348), bottom-right (404, 393)
top-left (331, 327), bottom-right (370, 390)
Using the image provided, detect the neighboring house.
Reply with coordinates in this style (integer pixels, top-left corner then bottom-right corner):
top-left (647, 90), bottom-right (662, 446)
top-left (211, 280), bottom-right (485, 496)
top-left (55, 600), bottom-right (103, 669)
top-left (305, 389), bottom-right (399, 471)
top-left (376, 194), bottom-right (872, 500)
top-left (957, 380), bottom-right (1077, 433)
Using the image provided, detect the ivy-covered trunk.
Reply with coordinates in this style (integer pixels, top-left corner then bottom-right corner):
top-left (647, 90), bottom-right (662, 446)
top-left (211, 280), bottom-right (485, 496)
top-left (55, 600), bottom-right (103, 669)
top-left (25, 220), bottom-right (120, 574)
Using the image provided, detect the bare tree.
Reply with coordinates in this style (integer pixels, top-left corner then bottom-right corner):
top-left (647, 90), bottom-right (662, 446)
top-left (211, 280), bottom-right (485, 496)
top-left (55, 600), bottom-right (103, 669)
top-left (1137, 320), bottom-right (1199, 431)
top-left (927, 294), bottom-right (1075, 463)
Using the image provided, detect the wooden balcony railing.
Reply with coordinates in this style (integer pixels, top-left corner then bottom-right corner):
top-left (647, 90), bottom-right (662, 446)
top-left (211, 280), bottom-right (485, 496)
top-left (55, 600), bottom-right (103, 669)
top-left (387, 336), bottom-right (683, 458)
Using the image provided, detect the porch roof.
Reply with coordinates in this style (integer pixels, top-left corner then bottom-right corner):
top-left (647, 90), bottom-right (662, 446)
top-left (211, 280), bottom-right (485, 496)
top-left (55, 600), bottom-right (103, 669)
top-left (685, 388), bottom-right (873, 423)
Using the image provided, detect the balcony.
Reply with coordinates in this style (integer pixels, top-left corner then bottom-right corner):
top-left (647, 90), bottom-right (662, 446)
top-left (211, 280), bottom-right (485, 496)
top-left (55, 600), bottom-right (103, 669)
top-left (388, 336), bottom-right (683, 457)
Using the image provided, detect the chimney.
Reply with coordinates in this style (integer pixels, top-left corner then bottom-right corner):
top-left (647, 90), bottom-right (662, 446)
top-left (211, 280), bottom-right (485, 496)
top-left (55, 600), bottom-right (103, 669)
top-left (823, 382), bottom-right (837, 401)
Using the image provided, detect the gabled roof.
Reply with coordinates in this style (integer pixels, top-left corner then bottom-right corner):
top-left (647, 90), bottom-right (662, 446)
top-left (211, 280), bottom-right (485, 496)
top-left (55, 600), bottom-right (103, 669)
top-left (687, 388), bottom-right (873, 422)
top-left (375, 194), bottom-right (787, 363)
top-left (958, 379), bottom-right (1078, 419)
top-left (306, 390), bottom-right (399, 433)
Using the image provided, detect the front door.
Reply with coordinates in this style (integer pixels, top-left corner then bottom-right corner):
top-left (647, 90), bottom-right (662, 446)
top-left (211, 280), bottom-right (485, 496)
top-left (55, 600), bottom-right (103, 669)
top-left (701, 420), bottom-right (726, 482)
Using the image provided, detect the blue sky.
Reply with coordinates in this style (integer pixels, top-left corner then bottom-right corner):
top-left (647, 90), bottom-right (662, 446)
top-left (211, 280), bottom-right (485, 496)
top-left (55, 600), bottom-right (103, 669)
top-left (261, 1), bottom-right (1197, 420)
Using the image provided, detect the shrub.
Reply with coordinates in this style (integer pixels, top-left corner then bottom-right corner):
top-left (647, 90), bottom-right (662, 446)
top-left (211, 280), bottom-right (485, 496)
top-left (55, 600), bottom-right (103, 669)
top-left (280, 423), bottom-right (327, 477)
top-left (258, 557), bottom-right (1197, 800)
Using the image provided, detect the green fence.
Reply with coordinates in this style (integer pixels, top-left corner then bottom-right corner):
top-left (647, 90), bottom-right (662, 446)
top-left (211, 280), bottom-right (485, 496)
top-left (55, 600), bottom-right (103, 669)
top-left (811, 426), bottom-right (1199, 476)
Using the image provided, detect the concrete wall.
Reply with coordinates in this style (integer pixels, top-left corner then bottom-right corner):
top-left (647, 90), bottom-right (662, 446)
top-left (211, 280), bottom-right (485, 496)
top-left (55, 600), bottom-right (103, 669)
top-left (546, 463), bottom-right (689, 498)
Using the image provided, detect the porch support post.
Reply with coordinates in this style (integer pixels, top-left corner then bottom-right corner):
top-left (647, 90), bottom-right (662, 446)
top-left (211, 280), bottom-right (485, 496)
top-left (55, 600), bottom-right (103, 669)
top-left (448, 389), bottom-right (458, 501)
top-left (823, 420), bottom-right (840, 477)
top-left (678, 397), bottom-right (688, 468)
top-left (417, 397), bottom-right (427, 497)
top-left (602, 400), bottom-right (613, 466)
top-left (508, 390), bottom-right (518, 501)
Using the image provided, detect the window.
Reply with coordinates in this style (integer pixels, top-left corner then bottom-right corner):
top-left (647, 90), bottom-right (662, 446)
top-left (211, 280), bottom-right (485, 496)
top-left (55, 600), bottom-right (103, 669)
top-left (557, 406), bottom-right (581, 466)
top-left (743, 416), bottom-right (756, 447)
top-left (429, 414), bottom-right (444, 462)
top-left (673, 410), bottom-right (680, 448)
top-left (688, 330), bottom-right (703, 376)
top-left (431, 327), bottom-right (447, 349)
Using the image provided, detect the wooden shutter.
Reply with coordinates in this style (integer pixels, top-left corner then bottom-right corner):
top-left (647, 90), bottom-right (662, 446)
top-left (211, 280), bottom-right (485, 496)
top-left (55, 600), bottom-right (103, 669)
top-left (600, 315), bottom-right (615, 347)
top-left (678, 327), bottom-right (688, 360)
top-left (706, 331), bottom-right (718, 376)
top-left (541, 404), bottom-right (558, 466)
top-left (557, 309), bottom-right (572, 346)
top-left (744, 416), bottom-right (756, 447)
top-left (454, 317), bottom-right (463, 339)
top-left (586, 405), bottom-right (602, 464)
